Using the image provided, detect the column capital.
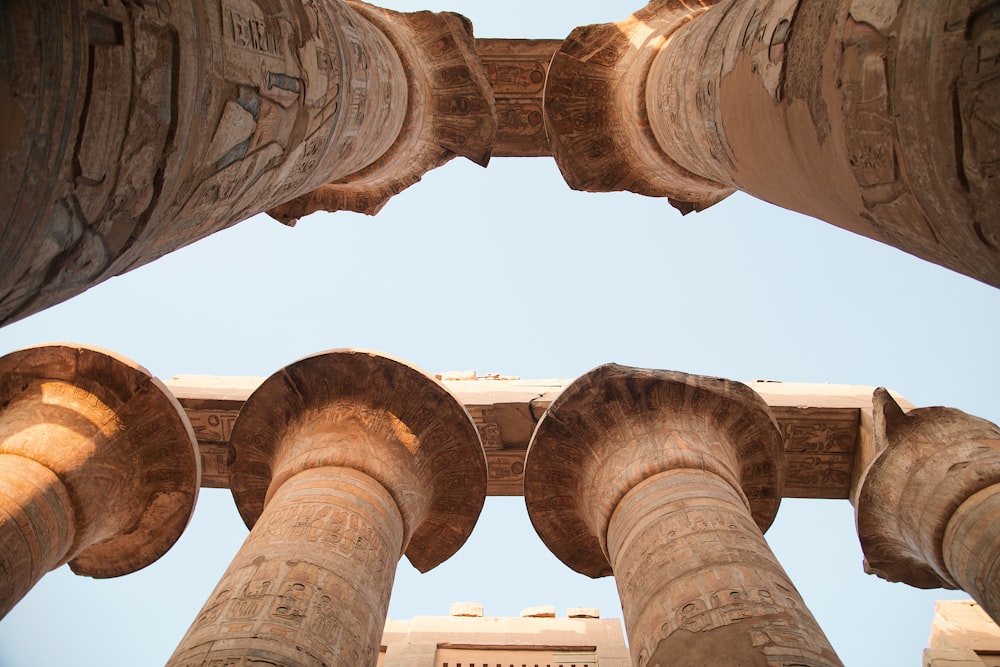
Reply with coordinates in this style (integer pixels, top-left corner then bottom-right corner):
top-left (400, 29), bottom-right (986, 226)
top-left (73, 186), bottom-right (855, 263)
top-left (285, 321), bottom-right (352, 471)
top-left (228, 349), bottom-right (487, 572)
top-left (543, 2), bottom-right (733, 211)
top-left (524, 364), bottom-right (783, 577)
top-left (268, 5), bottom-right (497, 222)
top-left (0, 343), bottom-right (200, 578)
top-left (856, 388), bottom-right (1000, 589)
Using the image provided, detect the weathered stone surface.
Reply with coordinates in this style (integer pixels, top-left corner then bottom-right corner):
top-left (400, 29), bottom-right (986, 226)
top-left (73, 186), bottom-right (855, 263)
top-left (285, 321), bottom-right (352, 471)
top-left (544, 0), bottom-right (1000, 286)
top-left (520, 605), bottom-right (556, 618)
top-left (926, 599), bottom-right (1000, 659)
top-left (2, 0), bottom-right (995, 330)
top-left (267, 5), bottom-right (497, 221)
top-left (168, 373), bottom-right (889, 499)
top-left (856, 388), bottom-right (1000, 622)
top-left (382, 611), bottom-right (630, 667)
top-left (478, 39), bottom-right (561, 158)
top-left (655, 0), bottom-right (1000, 285)
top-left (543, 3), bottom-right (734, 211)
top-left (524, 364), bottom-right (842, 666)
top-left (0, 1), bottom-right (485, 325)
top-left (168, 350), bottom-right (487, 666)
top-left (449, 602), bottom-right (484, 617)
top-left (0, 344), bottom-right (200, 618)
top-left (567, 607), bottom-right (601, 619)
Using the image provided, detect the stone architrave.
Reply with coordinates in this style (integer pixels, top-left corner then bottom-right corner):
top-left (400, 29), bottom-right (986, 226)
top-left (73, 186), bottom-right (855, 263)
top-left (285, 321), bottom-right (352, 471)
top-left (167, 350), bottom-right (487, 667)
top-left (0, 1), bottom-right (494, 326)
top-left (543, 0), bottom-right (1000, 287)
top-left (856, 388), bottom-right (1000, 624)
top-left (0, 344), bottom-right (201, 618)
top-left (524, 364), bottom-right (843, 667)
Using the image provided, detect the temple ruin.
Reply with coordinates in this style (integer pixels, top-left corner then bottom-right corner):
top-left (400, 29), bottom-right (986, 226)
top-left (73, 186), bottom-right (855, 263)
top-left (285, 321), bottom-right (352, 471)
top-left (1, 343), bottom-right (998, 664)
top-left (1, 0), bottom-right (998, 664)
top-left (1, 0), bottom-right (997, 325)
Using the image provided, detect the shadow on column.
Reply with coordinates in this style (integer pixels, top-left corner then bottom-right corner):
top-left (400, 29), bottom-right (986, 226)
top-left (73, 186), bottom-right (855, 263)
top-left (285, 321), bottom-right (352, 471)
top-left (168, 349), bottom-right (487, 667)
top-left (0, 343), bottom-right (201, 618)
top-left (524, 363), bottom-right (843, 667)
top-left (856, 388), bottom-right (1000, 624)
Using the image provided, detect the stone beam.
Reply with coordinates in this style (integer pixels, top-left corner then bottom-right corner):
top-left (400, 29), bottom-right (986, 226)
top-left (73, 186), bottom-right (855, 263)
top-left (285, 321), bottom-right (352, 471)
top-left (476, 39), bottom-right (561, 158)
top-left (164, 374), bottom-right (903, 499)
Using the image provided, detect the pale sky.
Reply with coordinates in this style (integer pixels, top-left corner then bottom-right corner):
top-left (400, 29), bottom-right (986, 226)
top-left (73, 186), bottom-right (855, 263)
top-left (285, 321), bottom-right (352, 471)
top-left (1, 2), bottom-right (999, 665)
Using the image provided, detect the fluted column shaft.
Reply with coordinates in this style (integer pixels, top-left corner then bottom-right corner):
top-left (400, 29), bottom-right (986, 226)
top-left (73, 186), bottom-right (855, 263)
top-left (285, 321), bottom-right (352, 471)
top-left (0, 344), bottom-right (200, 618)
top-left (608, 469), bottom-right (838, 666)
top-left (168, 467), bottom-right (403, 666)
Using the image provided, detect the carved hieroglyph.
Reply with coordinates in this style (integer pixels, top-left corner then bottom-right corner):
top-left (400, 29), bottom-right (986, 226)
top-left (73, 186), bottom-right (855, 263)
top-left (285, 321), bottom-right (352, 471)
top-left (544, 2), bottom-right (734, 211)
top-left (170, 373), bottom-right (879, 500)
top-left (478, 39), bottom-right (561, 158)
top-left (545, 0), bottom-right (1000, 287)
top-left (856, 388), bottom-right (1000, 624)
top-left (0, 344), bottom-right (200, 618)
top-left (267, 4), bottom-right (496, 221)
top-left (2, 0), bottom-right (996, 332)
top-left (524, 364), bottom-right (843, 667)
top-left (168, 350), bottom-right (487, 667)
top-left (0, 1), bottom-right (496, 326)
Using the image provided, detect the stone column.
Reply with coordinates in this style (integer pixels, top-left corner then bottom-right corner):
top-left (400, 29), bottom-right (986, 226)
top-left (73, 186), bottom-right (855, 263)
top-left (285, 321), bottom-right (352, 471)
top-left (856, 388), bottom-right (1000, 624)
top-left (0, 344), bottom-right (201, 618)
top-left (544, 0), bottom-right (1000, 287)
top-left (0, 1), bottom-right (494, 326)
top-left (524, 364), bottom-right (842, 667)
top-left (168, 350), bottom-right (487, 667)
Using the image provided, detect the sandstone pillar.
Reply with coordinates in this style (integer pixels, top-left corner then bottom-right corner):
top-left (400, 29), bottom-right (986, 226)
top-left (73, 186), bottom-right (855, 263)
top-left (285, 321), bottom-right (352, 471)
top-left (0, 344), bottom-right (200, 618)
top-left (168, 350), bottom-right (487, 666)
top-left (524, 364), bottom-right (842, 666)
top-left (0, 1), bottom-right (495, 325)
top-left (544, 0), bottom-right (1000, 287)
top-left (856, 388), bottom-right (1000, 624)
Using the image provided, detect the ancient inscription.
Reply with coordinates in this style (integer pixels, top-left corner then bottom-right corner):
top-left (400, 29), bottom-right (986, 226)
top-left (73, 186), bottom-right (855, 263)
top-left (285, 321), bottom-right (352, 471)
top-left (784, 421), bottom-right (852, 452)
top-left (435, 65), bottom-right (472, 88)
top-left (841, 17), bottom-right (901, 192)
top-left (465, 406), bottom-right (502, 449)
top-left (484, 60), bottom-right (546, 94)
top-left (42, 381), bottom-right (124, 433)
top-left (784, 453), bottom-right (853, 498)
top-left (186, 410), bottom-right (239, 444)
top-left (956, 1), bottom-right (1000, 250)
top-left (477, 40), bottom-right (559, 157)
top-left (271, 580), bottom-right (311, 626)
top-left (253, 502), bottom-right (393, 580)
top-left (224, 5), bottom-right (282, 57)
top-left (485, 450), bottom-right (527, 495)
top-left (776, 408), bottom-right (858, 498)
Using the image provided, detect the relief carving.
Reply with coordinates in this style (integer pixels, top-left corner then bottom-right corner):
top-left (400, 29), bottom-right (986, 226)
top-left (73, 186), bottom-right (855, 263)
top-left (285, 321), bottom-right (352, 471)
top-left (1, 0), bottom-right (407, 325)
top-left (956, 1), bottom-right (1000, 251)
top-left (267, 5), bottom-right (496, 222)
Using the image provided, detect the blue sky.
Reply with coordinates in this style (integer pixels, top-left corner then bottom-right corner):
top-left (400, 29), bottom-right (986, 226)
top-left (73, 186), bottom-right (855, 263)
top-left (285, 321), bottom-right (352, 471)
top-left (1, 2), bottom-right (999, 665)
